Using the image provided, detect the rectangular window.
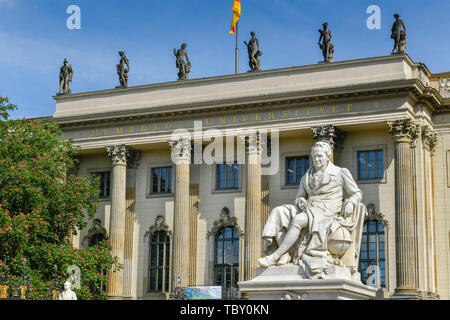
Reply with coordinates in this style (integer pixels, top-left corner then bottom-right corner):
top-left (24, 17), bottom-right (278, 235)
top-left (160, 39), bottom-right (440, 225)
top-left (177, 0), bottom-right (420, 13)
top-left (358, 150), bottom-right (383, 180)
top-left (286, 156), bottom-right (309, 186)
top-left (93, 171), bottom-right (111, 199)
top-left (151, 167), bottom-right (173, 194)
top-left (216, 163), bottom-right (239, 190)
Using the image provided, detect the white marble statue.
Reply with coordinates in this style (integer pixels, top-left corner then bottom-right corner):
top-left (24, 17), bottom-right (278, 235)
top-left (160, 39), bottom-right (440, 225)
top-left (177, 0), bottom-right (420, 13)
top-left (58, 281), bottom-right (77, 300)
top-left (258, 141), bottom-right (365, 279)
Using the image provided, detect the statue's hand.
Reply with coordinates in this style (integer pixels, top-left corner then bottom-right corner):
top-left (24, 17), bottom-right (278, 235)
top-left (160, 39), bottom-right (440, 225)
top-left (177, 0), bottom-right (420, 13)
top-left (341, 202), bottom-right (354, 218)
top-left (295, 197), bottom-right (307, 211)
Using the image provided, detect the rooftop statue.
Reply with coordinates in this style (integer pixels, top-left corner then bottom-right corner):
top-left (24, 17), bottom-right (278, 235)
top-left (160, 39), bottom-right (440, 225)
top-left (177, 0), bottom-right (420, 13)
top-left (258, 141), bottom-right (366, 280)
top-left (174, 43), bottom-right (191, 80)
top-left (58, 58), bottom-right (73, 95)
top-left (117, 51), bottom-right (130, 87)
top-left (244, 31), bottom-right (262, 72)
top-left (391, 14), bottom-right (407, 54)
top-left (318, 22), bottom-right (334, 63)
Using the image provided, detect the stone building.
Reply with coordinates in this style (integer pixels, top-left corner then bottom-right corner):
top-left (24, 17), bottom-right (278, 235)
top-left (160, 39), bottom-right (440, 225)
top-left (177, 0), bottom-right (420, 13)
top-left (52, 54), bottom-right (450, 299)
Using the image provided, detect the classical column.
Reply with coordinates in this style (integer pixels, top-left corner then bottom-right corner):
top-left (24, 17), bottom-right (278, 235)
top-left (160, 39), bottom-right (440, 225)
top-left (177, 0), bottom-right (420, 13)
top-left (388, 120), bottom-right (421, 298)
top-left (188, 182), bottom-right (199, 286)
top-left (169, 138), bottom-right (191, 289)
top-left (123, 149), bottom-right (141, 299)
top-left (106, 145), bottom-right (128, 299)
top-left (422, 127), bottom-right (439, 299)
top-left (241, 132), bottom-right (263, 281)
top-left (261, 174), bottom-right (270, 257)
top-left (311, 125), bottom-right (345, 163)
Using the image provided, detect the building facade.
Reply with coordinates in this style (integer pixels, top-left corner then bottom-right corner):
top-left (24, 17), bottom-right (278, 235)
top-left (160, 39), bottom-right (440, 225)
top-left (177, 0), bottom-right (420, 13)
top-left (53, 54), bottom-right (450, 299)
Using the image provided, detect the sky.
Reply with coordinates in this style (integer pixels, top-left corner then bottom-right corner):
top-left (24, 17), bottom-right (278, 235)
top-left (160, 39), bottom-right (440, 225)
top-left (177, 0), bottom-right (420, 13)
top-left (0, 0), bottom-right (449, 119)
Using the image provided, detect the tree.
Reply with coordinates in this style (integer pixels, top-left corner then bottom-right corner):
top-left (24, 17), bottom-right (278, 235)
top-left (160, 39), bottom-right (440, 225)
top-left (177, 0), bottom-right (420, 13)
top-left (0, 96), bottom-right (120, 300)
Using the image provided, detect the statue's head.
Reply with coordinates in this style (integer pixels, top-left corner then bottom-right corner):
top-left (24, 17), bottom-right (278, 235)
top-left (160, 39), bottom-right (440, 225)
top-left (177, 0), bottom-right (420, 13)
top-left (155, 215), bottom-right (165, 226)
top-left (323, 22), bottom-right (328, 28)
top-left (181, 43), bottom-right (187, 49)
top-left (394, 13), bottom-right (400, 19)
top-left (63, 59), bottom-right (68, 65)
top-left (119, 51), bottom-right (125, 57)
top-left (311, 141), bottom-right (332, 169)
top-left (93, 218), bottom-right (101, 227)
top-left (220, 207), bottom-right (230, 224)
top-left (250, 31), bottom-right (255, 37)
top-left (64, 281), bottom-right (72, 291)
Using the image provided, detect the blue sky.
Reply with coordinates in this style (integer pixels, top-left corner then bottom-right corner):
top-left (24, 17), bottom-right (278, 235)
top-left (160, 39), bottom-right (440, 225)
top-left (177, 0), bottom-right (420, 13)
top-left (1, 0), bottom-right (449, 119)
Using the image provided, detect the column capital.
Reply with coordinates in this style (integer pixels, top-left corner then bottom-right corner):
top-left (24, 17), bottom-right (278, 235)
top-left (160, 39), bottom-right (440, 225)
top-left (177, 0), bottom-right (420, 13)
top-left (126, 149), bottom-right (141, 169)
top-left (169, 137), bottom-right (192, 163)
top-left (422, 126), bottom-right (437, 154)
top-left (106, 145), bottom-right (128, 166)
top-left (311, 125), bottom-right (345, 151)
top-left (388, 119), bottom-right (420, 144)
top-left (239, 131), bottom-right (264, 155)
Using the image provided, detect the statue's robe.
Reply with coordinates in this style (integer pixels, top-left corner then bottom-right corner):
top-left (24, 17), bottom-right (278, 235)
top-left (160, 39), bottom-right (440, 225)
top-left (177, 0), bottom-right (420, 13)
top-left (262, 162), bottom-right (362, 277)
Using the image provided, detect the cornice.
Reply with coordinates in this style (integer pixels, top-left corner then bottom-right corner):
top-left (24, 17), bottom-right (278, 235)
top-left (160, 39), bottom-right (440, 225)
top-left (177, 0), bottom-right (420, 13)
top-left (57, 78), bottom-right (434, 129)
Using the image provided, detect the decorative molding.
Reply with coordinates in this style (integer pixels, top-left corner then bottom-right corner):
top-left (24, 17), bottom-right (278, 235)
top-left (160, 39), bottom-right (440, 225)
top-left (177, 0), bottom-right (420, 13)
top-left (169, 137), bottom-right (191, 162)
top-left (421, 126), bottom-right (438, 154)
top-left (388, 119), bottom-right (420, 144)
top-left (365, 203), bottom-right (390, 230)
top-left (439, 78), bottom-right (450, 98)
top-left (82, 219), bottom-right (109, 247)
top-left (311, 125), bottom-right (345, 151)
top-left (207, 207), bottom-right (244, 239)
top-left (106, 145), bottom-right (127, 166)
top-left (144, 216), bottom-right (172, 240)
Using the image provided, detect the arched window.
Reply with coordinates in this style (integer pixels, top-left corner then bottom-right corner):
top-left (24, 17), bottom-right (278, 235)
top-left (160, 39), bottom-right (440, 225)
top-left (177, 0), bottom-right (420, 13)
top-left (359, 205), bottom-right (388, 288)
top-left (148, 230), bottom-right (170, 292)
top-left (214, 226), bottom-right (240, 288)
top-left (145, 216), bottom-right (172, 293)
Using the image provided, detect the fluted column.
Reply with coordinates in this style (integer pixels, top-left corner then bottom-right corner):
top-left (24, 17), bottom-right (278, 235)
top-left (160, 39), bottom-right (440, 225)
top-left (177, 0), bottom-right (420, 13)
top-left (169, 138), bottom-right (191, 289)
top-left (241, 133), bottom-right (263, 281)
top-left (422, 127), bottom-right (439, 299)
top-left (123, 149), bottom-right (141, 299)
top-left (188, 183), bottom-right (199, 286)
top-left (261, 174), bottom-right (270, 257)
top-left (106, 145), bottom-right (128, 299)
top-left (388, 120), bottom-right (421, 298)
top-left (311, 125), bottom-right (345, 163)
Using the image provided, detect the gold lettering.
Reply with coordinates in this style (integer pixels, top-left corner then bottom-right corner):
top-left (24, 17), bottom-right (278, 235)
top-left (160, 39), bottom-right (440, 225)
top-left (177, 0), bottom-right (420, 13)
top-left (242, 114), bottom-right (248, 122)
top-left (116, 128), bottom-right (123, 135)
top-left (255, 114), bottom-right (261, 121)
top-left (219, 117), bottom-right (227, 124)
top-left (332, 105), bottom-right (338, 113)
top-left (281, 111), bottom-right (288, 119)
top-left (103, 128), bottom-right (110, 136)
top-left (153, 123), bottom-right (158, 131)
top-left (233, 115), bottom-right (237, 123)
top-left (129, 126), bottom-right (135, 134)
top-left (306, 108), bottom-right (311, 116)
top-left (346, 104), bottom-right (352, 112)
top-left (205, 118), bottom-right (213, 126)
top-left (268, 112), bottom-right (275, 120)
top-left (165, 122), bottom-right (172, 130)
top-left (319, 107), bottom-right (325, 114)
top-left (179, 121), bottom-right (183, 129)
top-left (92, 129), bottom-right (98, 137)
top-left (295, 109), bottom-right (299, 117)
top-left (140, 125), bottom-right (148, 133)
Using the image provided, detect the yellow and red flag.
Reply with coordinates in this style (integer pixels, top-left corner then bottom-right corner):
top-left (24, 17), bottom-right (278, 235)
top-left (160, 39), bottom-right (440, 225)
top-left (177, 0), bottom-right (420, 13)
top-left (229, 0), bottom-right (241, 34)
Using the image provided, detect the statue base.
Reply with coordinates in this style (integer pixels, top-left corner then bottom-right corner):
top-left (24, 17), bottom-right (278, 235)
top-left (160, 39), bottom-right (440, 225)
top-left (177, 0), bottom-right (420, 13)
top-left (238, 264), bottom-right (377, 300)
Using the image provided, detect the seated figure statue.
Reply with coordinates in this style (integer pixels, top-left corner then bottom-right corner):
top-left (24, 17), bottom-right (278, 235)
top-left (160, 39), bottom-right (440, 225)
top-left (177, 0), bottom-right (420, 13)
top-left (258, 141), bottom-right (365, 279)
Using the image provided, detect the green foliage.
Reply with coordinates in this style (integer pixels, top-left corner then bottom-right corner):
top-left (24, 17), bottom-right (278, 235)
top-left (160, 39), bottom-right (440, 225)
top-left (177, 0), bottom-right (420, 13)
top-left (0, 96), bottom-right (120, 300)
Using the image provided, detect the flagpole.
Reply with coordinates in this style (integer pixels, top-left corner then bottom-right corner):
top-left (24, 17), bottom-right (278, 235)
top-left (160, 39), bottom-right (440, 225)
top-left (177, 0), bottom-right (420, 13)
top-left (235, 21), bottom-right (239, 75)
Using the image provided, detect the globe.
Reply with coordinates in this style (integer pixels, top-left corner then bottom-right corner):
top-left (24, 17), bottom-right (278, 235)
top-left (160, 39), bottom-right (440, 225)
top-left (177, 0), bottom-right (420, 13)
top-left (328, 227), bottom-right (352, 257)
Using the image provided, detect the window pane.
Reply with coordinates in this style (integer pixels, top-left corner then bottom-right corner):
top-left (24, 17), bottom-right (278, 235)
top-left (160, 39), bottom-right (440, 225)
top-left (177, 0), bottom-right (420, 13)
top-left (225, 228), bottom-right (232, 239)
top-left (358, 152), bottom-right (366, 180)
top-left (368, 151), bottom-right (375, 179)
top-left (287, 159), bottom-right (295, 185)
top-left (377, 150), bottom-right (384, 178)
top-left (164, 268), bottom-right (169, 292)
top-left (157, 269), bottom-right (163, 291)
top-left (217, 165), bottom-right (224, 189)
top-left (304, 158), bottom-right (310, 173)
top-left (150, 269), bottom-right (157, 291)
top-left (369, 221), bottom-right (376, 232)
top-left (296, 159), bottom-right (302, 184)
top-left (215, 267), bottom-right (223, 286)
top-left (225, 164), bottom-right (232, 188)
top-left (167, 167), bottom-right (172, 193)
top-left (233, 266), bottom-right (239, 286)
top-left (233, 164), bottom-right (239, 189)
top-left (150, 244), bottom-right (157, 267)
top-left (152, 168), bottom-right (159, 193)
top-left (160, 168), bottom-right (167, 192)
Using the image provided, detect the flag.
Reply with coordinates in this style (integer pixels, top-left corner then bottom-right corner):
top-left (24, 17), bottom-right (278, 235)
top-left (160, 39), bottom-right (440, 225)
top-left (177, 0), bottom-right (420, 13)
top-left (229, 0), bottom-right (241, 34)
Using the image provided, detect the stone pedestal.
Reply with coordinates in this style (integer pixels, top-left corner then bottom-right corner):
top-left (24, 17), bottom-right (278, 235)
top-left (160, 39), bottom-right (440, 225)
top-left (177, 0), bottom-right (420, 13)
top-left (238, 264), bottom-right (377, 300)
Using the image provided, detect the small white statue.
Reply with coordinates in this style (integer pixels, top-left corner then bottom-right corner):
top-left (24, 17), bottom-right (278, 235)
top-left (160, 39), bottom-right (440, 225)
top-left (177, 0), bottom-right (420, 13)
top-left (58, 281), bottom-right (77, 300)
